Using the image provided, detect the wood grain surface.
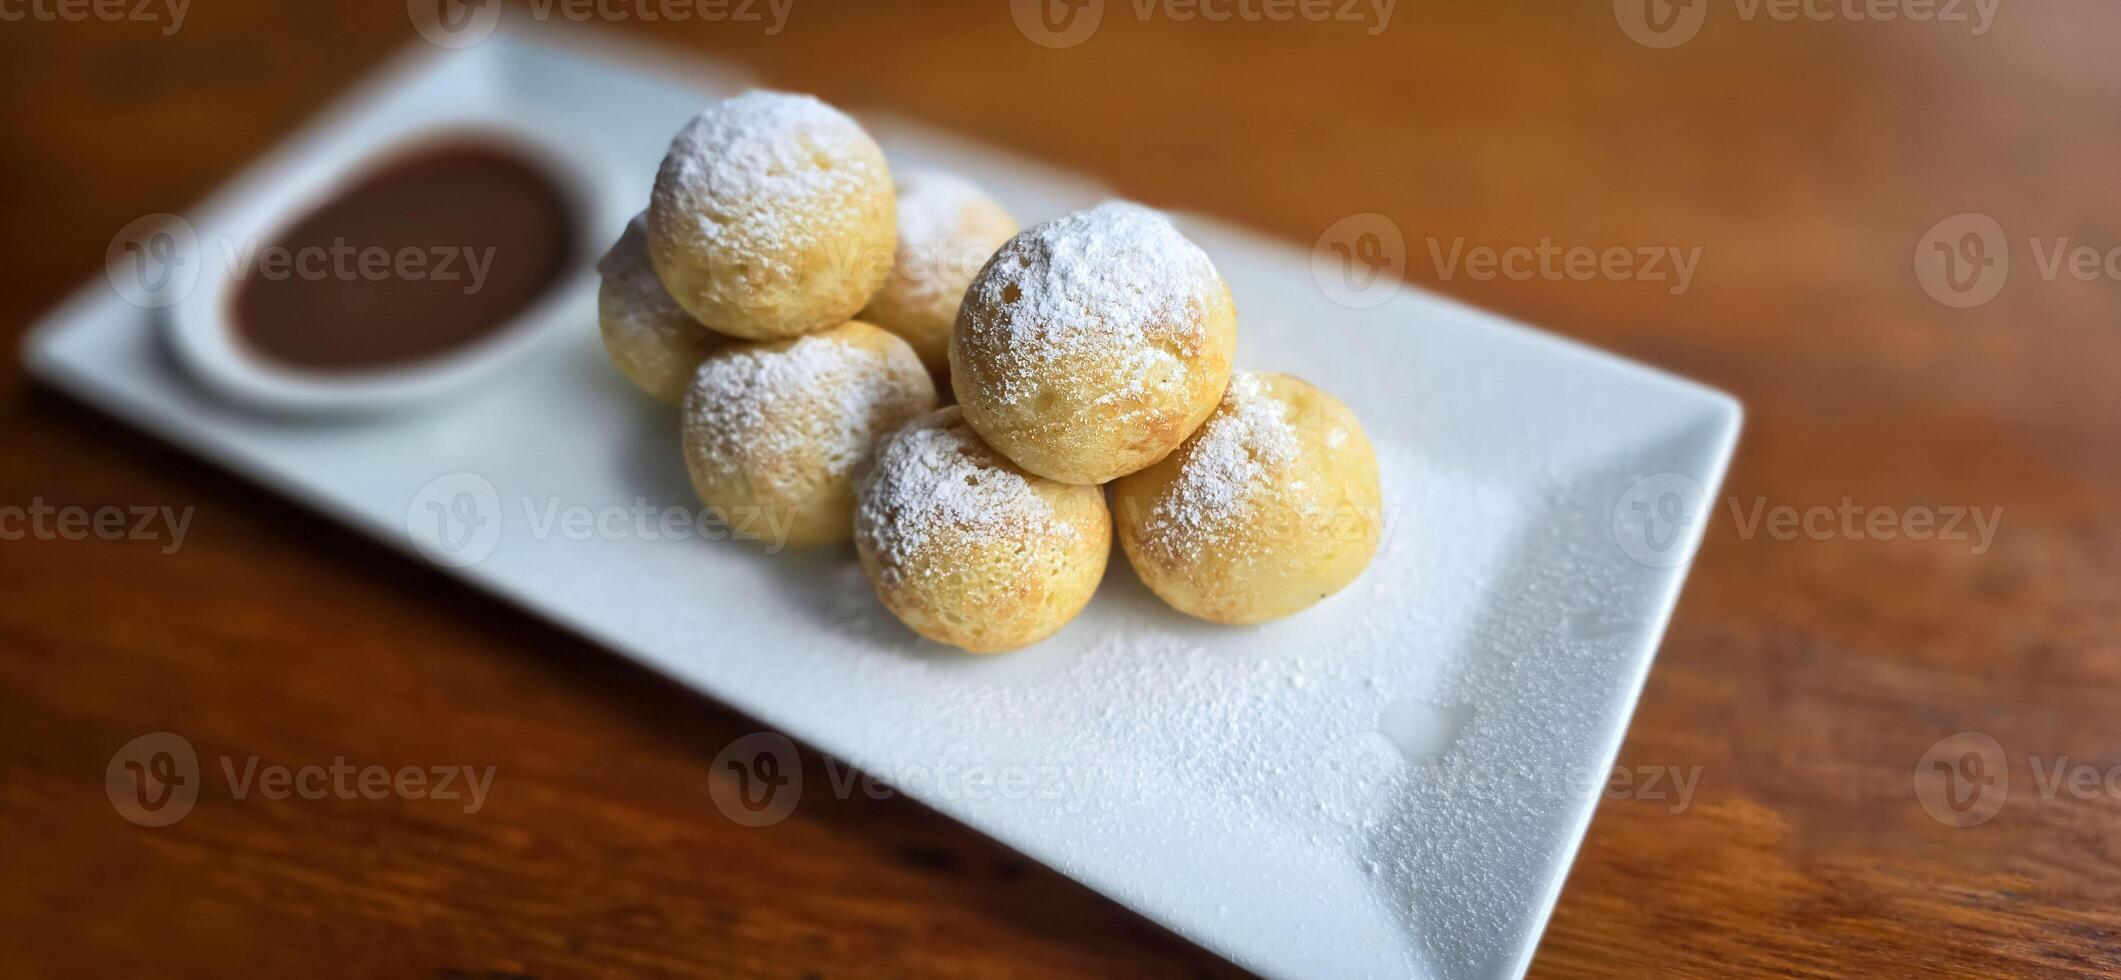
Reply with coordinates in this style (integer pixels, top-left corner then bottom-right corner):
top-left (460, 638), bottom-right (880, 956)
top-left (4, 1), bottom-right (2120, 976)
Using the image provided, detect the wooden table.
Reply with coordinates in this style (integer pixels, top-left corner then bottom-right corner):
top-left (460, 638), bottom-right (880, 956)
top-left (4, 1), bottom-right (2118, 975)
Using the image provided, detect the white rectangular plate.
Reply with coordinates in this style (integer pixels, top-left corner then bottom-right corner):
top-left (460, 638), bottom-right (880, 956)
top-left (24, 30), bottom-right (1740, 980)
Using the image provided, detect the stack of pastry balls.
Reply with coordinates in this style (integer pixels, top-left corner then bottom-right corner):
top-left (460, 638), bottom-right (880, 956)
top-left (599, 90), bottom-right (1383, 653)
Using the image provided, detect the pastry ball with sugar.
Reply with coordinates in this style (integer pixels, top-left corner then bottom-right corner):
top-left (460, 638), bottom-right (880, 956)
top-left (1112, 372), bottom-right (1381, 625)
top-left (950, 201), bottom-right (1237, 485)
top-left (598, 214), bottom-right (731, 403)
top-left (682, 321), bottom-right (937, 549)
top-left (859, 170), bottom-right (1018, 385)
top-left (854, 407), bottom-right (1110, 653)
top-left (649, 90), bottom-right (896, 341)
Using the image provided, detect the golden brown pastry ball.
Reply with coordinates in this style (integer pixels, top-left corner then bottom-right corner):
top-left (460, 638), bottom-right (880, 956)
top-left (648, 90), bottom-right (895, 341)
top-left (597, 214), bottom-right (731, 403)
top-left (949, 201), bottom-right (1236, 485)
top-left (854, 407), bottom-right (1110, 652)
top-left (859, 170), bottom-right (1018, 385)
top-left (682, 322), bottom-right (937, 550)
top-left (1111, 372), bottom-right (1381, 625)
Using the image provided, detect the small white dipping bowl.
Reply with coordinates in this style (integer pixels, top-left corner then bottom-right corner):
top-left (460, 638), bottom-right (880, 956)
top-left (165, 116), bottom-right (627, 416)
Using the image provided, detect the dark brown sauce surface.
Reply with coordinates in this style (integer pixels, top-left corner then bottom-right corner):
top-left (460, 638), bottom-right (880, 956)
top-left (232, 141), bottom-right (578, 372)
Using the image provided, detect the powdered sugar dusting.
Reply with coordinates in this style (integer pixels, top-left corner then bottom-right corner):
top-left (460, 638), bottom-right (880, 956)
top-left (598, 213), bottom-right (698, 341)
top-left (656, 90), bottom-right (882, 260)
top-left (857, 411), bottom-right (1070, 580)
top-left (960, 201), bottom-right (1219, 405)
top-left (894, 169), bottom-right (986, 249)
top-left (874, 170), bottom-right (1011, 322)
top-left (826, 447), bottom-right (1562, 977)
top-left (1141, 372), bottom-right (1302, 560)
top-left (685, 334), bottom-right (927, 494)
top-left (691, 434), bottom-right (1662, 977)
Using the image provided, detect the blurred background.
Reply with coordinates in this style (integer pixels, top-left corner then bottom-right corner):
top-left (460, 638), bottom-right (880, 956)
top-left (4, 0), bottom-right (2119, 976)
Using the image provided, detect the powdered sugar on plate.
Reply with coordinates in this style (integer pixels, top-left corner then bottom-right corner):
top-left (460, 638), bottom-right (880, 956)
top-left (797, 441), bottom-right (1647, 978)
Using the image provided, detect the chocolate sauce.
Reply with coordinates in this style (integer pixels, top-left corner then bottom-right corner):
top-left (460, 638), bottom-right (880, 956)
top-left (231, 141), bottom-right (579, 372)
